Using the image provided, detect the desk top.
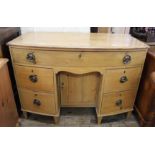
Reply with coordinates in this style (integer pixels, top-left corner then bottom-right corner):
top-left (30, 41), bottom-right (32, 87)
top-left (8, 32), bottom-right (149, 51)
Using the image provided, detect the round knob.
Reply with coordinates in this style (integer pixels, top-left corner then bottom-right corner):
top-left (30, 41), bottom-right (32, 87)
top-left (120, 76), bottom-right (128, 83)
top-left (115, 99), bottom-right (122, 106)
top-left (26, 53), bottom-right (36, 64)
top-left (29, 75), bottom-right (38, 83)
top-left (123, 54), bottom-right (131, 64)
top-left (33, 99), bottom-right (41, 106)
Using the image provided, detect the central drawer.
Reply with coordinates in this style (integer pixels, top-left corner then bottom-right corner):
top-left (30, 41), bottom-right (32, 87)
top-left (101, 90), bottom-right (136, 115)
top-left (104, 67), bottom-right (142, 93)
top-left (11, 48), bottom-right (146, 67)
top-left (14, 65), bottom-right (54, 92)
top-left (19, 89), bottom-right (56, 115)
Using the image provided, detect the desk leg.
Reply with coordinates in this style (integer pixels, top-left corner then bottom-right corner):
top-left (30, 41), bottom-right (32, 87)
top-left (97, 116), bottom-right (102, 125)
top-left (23, 111), bottom-right (28, 119)
top-left (126, 111), bottom-right (132, 119)
top-left (53, 116), bottom-right (60, 124)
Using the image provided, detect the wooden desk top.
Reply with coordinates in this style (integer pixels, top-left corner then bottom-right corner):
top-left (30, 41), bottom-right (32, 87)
top-left (8, 32), bottom-right (149, 51)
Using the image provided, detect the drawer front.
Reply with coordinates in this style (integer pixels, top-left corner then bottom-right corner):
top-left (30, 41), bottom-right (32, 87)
top-left (104, 67), bottom-right (142, 93)
top-left (11, 48), bottom-right (146, 67)
top-left (101, 90), bottom-right (136, 115)
top-left (19, 89), bottom-right (56, 115)
top-left (14, 65), bottom-right (54, 92)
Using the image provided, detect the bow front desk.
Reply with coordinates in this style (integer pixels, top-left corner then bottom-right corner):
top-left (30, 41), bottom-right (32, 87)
top-left (8, 32), bottom-right (149, 124)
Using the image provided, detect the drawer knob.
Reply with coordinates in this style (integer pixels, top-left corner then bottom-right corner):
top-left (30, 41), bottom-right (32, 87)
top-left (33, 99), bottom-right (41, 106)
top-left (29, 75), bottom-right (38, 83)
top-left (123, 54), bottom-right (131, 64)
top-left (115, 99), bottom-right (122, 106)
top-left (120, 76), bottom-right (128, 83)
top-left (26, 53), bottom-right (36, 64)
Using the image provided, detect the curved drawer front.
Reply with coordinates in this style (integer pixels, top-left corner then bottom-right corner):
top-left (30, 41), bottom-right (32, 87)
top-left (19, 89), bottom-right (56, 115)
top-left (101, 90), bottom-right (136, 115)
top-left (11, 48), bottom-right (146, 67)
top-left (104, 67), bottom-right (142, 93)
top-left (14, 65), bottom-right (54, 92)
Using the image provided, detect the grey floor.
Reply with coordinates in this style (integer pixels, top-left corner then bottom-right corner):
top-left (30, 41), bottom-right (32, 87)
top-left (19, 108), bottom-right (139, 127)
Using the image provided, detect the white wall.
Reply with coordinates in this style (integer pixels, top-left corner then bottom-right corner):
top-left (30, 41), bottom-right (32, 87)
top-left (21, 27), bottom-right (130, 34)
top-left (21, 27), bottom-right (90, 34)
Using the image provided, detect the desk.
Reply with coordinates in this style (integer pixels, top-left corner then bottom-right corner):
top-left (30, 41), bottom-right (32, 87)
top-left (8, 32), bottom-right (148, 124)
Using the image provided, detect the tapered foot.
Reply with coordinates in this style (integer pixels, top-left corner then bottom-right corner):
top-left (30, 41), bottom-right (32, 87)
top-left (53, 116), bottom-right (60, 124)
top-left (23, 111), bottom-right (28, 119)
top-left (97, 116), bottom-right (102, 125)
top-left (126, 111), bottom-right (132, 119)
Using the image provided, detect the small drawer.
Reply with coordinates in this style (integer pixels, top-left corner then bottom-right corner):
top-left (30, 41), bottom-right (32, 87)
top-left (11, 48), bottom-right (146, 67)
top-left (19, 89), bottom-right (56, 115)
top-left (14, 65), bottom-right (54, 92)
top-left (104, 67), bottom-right (142, 93)
top-left (101, 90), bottom-right (136, 115)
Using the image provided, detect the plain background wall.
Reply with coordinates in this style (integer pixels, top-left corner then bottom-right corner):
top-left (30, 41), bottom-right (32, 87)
top-left (21, 27), bottom-right (90, 34)
top-left (21, 27), bottom-right (130, 34)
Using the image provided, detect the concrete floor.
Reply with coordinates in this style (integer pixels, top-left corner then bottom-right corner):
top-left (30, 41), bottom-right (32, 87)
top-left (19, 108), bottom-right (139, 127)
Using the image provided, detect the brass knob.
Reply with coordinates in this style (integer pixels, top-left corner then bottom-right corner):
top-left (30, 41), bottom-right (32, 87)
top-left (120, 76), bottom-right (128, 83)
top-left (33, 99), bottom-right (41, 106)
top-left (29, 75), bottom-right (38, 83)
top-left (115, 99), bottom-right (122, 106)
top-left (123, 54), bottom-right (131, 64)
top-left (26, 53), bottom-right (36, 64)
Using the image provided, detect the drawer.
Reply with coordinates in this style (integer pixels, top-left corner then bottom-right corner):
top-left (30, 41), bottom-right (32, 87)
top-left (101, 90), bottom-right (136, 115)
top-left (11, 48), bottom-right (146, 67)
top-left (19, 89), bottom-right (56, 115)
top-left (104, 67), bottom-right (142, 93)
top-left (14, 65), bottom-right (54, 92)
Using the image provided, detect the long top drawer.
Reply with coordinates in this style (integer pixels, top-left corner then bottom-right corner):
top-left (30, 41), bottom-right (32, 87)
top-left (10, 48), bottom-right (146, 67)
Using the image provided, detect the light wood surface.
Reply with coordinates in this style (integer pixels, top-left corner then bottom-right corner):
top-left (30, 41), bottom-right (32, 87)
top-left (126, 111), bottom-right (132, 119)
top-left (19, 89), bottom-right (56, 115)
top-left (59, 72), bottom-right (101, 107)
top-left (104, 67), bottom-right (142, 93)
top-left (14, 65), bottom-right (54, 92)
top-left (8, 32), bottom-right (149, 50)
top-left (100, 90), bottom-right (136, 115)
top-left (11, 48), bottom-right (146, 67)
top-left (8, 32), bottom-right (149, 124)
